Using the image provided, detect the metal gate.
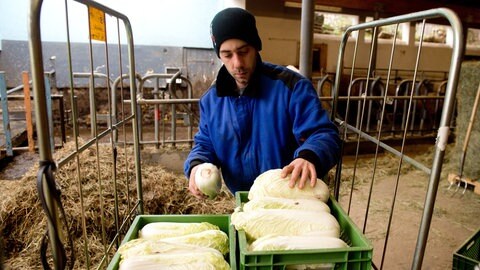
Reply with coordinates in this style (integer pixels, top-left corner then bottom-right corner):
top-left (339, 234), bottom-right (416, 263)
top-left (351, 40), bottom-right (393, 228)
top-left (29, 0), bottom-right (142, 269)
top-left (331, 8), bottom-right (464, 270)
top-left (27, 2), bottom-right (467, 270)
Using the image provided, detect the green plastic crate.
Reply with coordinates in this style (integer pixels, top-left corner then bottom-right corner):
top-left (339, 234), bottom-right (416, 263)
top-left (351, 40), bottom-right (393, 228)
top-left (453, 229), bottom-right (480, 270)
top-left (106, 214), bottom-right (236, 270)
top-left (234, 192), bottom-right (373, 270)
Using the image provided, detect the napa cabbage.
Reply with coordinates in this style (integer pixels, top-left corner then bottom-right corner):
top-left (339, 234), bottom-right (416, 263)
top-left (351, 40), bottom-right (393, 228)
top-left (138, 221), bottom-right (219, 239)
top-left (118, 242), bottom-right (229, 270)
top-left (249, 234), bottom-right (348, 251)
top-left (161, 229), bottom-right (229, 255)
top-left (248, 169), bottom-right (330, 202)
top-left (243, 196), bottom-right (330, 213)
top-left (195, 163), bottom-right (222, 199)
top-left (231, 208), bottom-right (340, 241)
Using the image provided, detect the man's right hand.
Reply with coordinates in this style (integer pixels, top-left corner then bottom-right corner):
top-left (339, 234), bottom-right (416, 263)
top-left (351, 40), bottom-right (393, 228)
top-left (188, 165), bottom-right (207, 199)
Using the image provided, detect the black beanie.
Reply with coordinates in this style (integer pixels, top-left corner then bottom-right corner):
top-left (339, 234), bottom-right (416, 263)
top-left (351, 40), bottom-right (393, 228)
top-left (210, 7), bottom-right (262, 57)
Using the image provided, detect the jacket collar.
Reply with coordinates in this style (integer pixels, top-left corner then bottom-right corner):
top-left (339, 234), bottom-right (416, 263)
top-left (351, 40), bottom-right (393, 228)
top-left (216, 54), bottom-right (263, 97)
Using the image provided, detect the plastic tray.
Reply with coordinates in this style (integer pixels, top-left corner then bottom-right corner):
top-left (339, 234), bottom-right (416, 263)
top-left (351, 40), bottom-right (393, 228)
top-left (106, 214), bottom-right (236, 270)
top-left (453, 229), bottom-right (480, 270)
top-left (235, 192), bottom-right (373, 270)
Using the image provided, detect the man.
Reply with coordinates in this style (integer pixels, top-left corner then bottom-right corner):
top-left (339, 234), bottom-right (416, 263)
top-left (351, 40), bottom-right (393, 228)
top-left (184, 7), bottom-right (340, 198)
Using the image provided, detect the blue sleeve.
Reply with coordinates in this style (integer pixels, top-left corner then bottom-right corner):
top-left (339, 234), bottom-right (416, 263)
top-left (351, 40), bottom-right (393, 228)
top-left (183, 95), bottom-right (219, 178)
top-left (290, 78), bottom-right (341, 178)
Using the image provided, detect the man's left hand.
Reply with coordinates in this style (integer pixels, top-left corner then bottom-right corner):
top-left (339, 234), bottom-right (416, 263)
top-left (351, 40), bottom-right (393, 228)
top-left (281, 158), bottom-right (317, 189)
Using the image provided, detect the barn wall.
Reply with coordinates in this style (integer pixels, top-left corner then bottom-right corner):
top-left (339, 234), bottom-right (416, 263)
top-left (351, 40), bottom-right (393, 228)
top-left (256, 16), bottom-right (480, 75)
top-left (0, 40), bottom-right (221, 97)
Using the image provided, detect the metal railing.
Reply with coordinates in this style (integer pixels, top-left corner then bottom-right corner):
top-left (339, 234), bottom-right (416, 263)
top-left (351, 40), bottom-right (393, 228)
top-left (29, 1), bottom-right (142, 269)
top-left (0, 71), bottom-right (66, 157)
top-left (331, 8), bottom-right (464, 269)
top-left (314, 73), bottom-right (452, 144)
top-left (69, 70), bottom-right (197, 149)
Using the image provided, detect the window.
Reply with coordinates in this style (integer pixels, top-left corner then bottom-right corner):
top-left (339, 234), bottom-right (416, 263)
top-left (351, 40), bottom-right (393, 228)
top-left (415, 23), bottom-right (449, 45)
top-left (364, 17), bottom-right (407, 42)
top-left (467, 28), bottom-right (480, 48)
top-left (314, 12), bottom-right (358, 36)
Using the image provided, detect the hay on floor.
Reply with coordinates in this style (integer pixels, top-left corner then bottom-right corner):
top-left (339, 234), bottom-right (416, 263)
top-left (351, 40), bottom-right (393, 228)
top-left (1, 140), bottom-right (235, 269)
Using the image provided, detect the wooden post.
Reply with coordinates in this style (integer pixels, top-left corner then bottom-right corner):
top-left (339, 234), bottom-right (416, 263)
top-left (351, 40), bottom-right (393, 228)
top-left (22, 71), bottom-right (35, 152)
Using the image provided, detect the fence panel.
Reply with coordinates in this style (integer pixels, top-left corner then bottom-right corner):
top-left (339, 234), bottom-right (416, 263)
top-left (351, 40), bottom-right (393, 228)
top-left (28, 0), bottom-right (142, 268)
top-left (331, 8), bottom-right (464, 270)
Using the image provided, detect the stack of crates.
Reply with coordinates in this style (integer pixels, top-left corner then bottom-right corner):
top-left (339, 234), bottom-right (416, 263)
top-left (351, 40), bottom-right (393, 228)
top-left (453, 229), bottom-right (480, 270)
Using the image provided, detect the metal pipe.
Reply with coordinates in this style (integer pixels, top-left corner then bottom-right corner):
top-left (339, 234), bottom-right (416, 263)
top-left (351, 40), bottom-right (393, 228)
top-left (44, 75), bottom-right (55, 152)
top-left (332, 8), bottom-right (464, 269)
top-left (153, 78), bottom-right (160, 149)
top-left (412, 9), bottom-right (464, 270)
top-left (299, 0), bottom-right (314, 78)
top-left (0, 72), bottom-right (13, 156)
top-left (76, 1), bottom-right (146, 261)
top-left (112, 72), bottom-right (142, 143)
top-left (6, 80), bottom-right (32, 95)
top-left (28, 1), bottom-right (64, 269)
top-left (168, 71), bottom-right (183, 148)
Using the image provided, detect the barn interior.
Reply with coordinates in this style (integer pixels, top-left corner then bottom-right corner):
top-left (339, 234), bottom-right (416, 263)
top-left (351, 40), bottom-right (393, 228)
top-left (1, 0), bottom-right (480, 270)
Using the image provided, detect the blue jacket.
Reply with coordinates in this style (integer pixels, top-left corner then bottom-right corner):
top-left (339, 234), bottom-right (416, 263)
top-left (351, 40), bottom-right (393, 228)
top-left (184, 60), bottom-right (340, 193)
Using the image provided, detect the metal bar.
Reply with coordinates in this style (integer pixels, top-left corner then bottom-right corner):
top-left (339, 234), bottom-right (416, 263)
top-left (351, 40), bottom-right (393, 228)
top-left (412, 9), bottom-right (464, 270)
top-left (63, 0), bottom-right (90, 266)
top-left (131, 98), bottom-right (200, 105)
top-left (73, 72), bottom-right (112, 80)
top-left (111, 71), bottom-right (119, 143)
top-left (113, 0), bottom-right (144, 215)
top-left (7, 94), bottom-right (64, 100)
top-left (168, 71), bottom-right (184, 148)
top-left (336, 120), bottom-right (432, 174)
top-left (28, 1), bottom-right (63, 268)
top-left (136, 139), bottom-right (194, 145)
top-left (363, 23), bottom-right (399, 241)
top-left (0, 72), bottom-right (13, 156)
top-left (88, 74), bottom-right (96, 138)
top-left (332, 7), bottom-right (464, 269)
top-left (110, 17), bottom-right (122, 249)
top-left (343, 66), bottom-right (450, 78)
top-left (44, 74), bottom-right (55, 153)
top-left (58, 95), bottom-right (66, 143)
top-left (433, 80), bottom-right (448, 130)
top-left (30, 2), bottom-right (144, 269)
top-left (111, 72), bottom-right (142, 143)
top-left (184, 76), bottom-right (194, 148)
top-left (6, 81), bottom-right (32, 95)
top-left (56, 128), bottom-right (112, 168)
top-left (381, 19), bottom-right (427, 270)
top-left (101, 18), bottom-right (120, 252)
top-left (299, 0), bottom-right (314, 78)
top-left (22, 71), bottom-right (35, 152)
top-left (136, 95), bottom-right (444, 105)
top-left (153, 78), bottom-right (160, 149)
top-left (340, 29), bottom-right (361, 214)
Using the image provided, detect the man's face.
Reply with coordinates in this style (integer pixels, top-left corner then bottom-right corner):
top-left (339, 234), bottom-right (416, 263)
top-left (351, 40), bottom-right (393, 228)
top-left (218, 39), bottom-right (257, 89)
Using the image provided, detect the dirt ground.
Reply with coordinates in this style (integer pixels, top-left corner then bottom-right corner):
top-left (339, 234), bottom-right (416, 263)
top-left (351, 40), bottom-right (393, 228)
top-left (337, 153), bottom-right (480, 269)
top-left (1, 142), bottom-right (479, 269)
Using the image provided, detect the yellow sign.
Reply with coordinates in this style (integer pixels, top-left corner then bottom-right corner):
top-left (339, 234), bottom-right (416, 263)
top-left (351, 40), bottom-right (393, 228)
top-left (88, 6), bottom-right (106, 41)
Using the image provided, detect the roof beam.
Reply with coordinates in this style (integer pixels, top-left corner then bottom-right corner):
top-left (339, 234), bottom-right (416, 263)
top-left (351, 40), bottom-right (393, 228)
top-left (285, 0), bottom-right (480, 28)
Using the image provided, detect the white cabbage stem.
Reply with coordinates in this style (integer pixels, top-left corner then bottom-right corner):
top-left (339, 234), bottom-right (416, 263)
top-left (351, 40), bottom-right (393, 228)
top-left (194, 163), bottom-right (222, 199)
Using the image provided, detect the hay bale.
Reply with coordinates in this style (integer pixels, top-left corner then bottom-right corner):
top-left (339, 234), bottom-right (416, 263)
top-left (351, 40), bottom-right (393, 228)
top-left (452, 61), bottom-right (480, 179)
top-left (1, 140), bottom-right (235, 269)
